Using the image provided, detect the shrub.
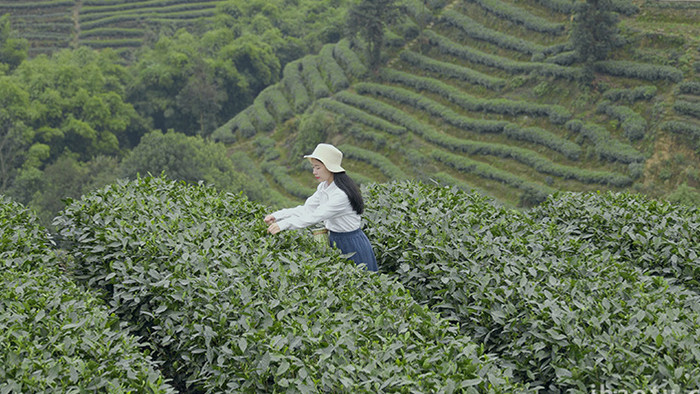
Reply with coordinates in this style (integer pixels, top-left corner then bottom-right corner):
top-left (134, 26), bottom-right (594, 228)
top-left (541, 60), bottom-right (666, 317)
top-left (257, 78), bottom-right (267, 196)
top-left (440, 10), bottom-right (546, 55)
top-left (565, 120), bottom-right (645, 164)
top-left (673, 100), bottom-right (700, 119)
top-left (678, 81), bottom-right (700, 96)
top-left (300, 55), bottom-right (331, 100)
top-left (318, 43), bottom-right (350, 92)
top-left (399, 50), bottom-right (506, 90)
top-left (661, 121), bottom-right (700, 139)
top-left (0, 197), bottom-right (173, 393)
top-left (597, 101), bottom-right (647, 141)
top-left (602, 85), bottom-right (657, 103)
top-left (55, 176), bottom-right (518, 392)
top-left (318, 98), bottom-right (407, 136)
top-left (332, 39), bottom-right (367, 79)
top-left (282, 60), bottom-right (312, 113)
top-left (338, 144), bottom-right (408, 179)
top-left (364, 182), bottom-right (700, 391)
top-left (471, 0), bottom-right (566, 35)
top-left (258, 85), bottom-right (293, 123)
top-left (594, 60), bottom-right (684, 82)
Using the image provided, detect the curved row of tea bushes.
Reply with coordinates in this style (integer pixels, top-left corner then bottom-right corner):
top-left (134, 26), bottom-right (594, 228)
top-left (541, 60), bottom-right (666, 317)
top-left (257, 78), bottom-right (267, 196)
top-left (332, 39), bottom-right (367, 80)
top-left (212, 108), bottom-right (256, 143)
top-left (379, 69), bottom-right (572, 125)
top-left (431, 150), bottom-right (555, 204)
top-left (565, 120), bottom-right (645, 164)
top-left (319, 43), bottom-right (351, 92)
top-left (602, 85), bottom-right (657, 103)
top-left (55, 177), bottom-right (520, 393)
top-left (335, 91), bottom-right (630, 187)
top-left (364, 181), bottom-right (700, 392)
top-left (318, 98), bottom-right (408, 136)
top-left (257, 85), bottom-right (294, 123)
top-left (673, 100), bottom-right (700, 119)
top-left (0, 197), bottom-right (174, 393)
top-left (337, 144), bottom-right (408, 180)
top-left (251, 98), bottom-right (276, 133)
top-left (470, 0), bottom-right (566, 35)
top-left (426, 31), bottom-right (581, 80)
top-left (593, 60), bottom-right (684, 83)
top-left (596, 101), bottom-right (647, 141)
top-left (440, 10), bottom-right (546, 56)
top-left (283, 60), bottom-right (313, 113)
top-left (678, 81), bottom-right (700, 96)
top-left (399, 50), bottom-right (507, 90)
top-left (661, 120), bottom-right (700, 140)
top-left (261, 162), bottom-right (316, 199)
top-left (300, 56), bottom-right (331, 100)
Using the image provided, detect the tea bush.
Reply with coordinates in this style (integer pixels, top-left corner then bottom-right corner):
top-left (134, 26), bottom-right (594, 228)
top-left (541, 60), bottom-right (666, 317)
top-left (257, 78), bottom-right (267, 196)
top-left (0, 197), bottom-right (174, 393)
top-left (399, 50), bottom-right (506, 90)
top-left (55, 177), bottom-right (519, 393)
top-left (364, 182), bottom-right (700, 392)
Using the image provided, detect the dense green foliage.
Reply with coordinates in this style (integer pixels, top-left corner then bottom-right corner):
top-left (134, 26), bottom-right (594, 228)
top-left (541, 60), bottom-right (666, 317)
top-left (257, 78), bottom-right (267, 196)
top-left (0, 197), bottom-right (174, 392)
top-left (54, 176), bottom-right (517, 393)
top-left (364, 181), bottom-right (700, 392)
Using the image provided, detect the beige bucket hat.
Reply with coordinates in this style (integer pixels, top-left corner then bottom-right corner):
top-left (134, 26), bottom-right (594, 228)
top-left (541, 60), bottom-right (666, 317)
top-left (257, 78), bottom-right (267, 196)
top-left (304, 143), bottom-right (345, 173)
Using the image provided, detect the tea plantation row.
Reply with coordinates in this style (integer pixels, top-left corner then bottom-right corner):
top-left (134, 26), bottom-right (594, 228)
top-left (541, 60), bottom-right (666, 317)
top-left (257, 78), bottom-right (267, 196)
top-left (49, 177), bottom-right (514, 392)
top-left (3, 177), bottom-right (700, 392)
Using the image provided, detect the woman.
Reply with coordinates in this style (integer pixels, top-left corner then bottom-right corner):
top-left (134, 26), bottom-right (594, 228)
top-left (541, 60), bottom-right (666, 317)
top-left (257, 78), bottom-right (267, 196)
top-left (265, 143), bottom-right (378, 272)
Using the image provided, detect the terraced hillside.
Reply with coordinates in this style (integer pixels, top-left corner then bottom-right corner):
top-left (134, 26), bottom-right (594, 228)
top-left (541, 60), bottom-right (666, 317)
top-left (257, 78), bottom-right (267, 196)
top-left (0, 0), bottom-right (224, 56)
top-left (213, 0), bottom-right (700, 208)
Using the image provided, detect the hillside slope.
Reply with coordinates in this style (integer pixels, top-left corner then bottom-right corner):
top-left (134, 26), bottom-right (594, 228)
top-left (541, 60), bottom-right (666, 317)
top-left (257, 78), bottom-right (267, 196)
top-left (0, 0), bottom-right (224, 56)
top-left (213, 0), bottom-right (700, 208)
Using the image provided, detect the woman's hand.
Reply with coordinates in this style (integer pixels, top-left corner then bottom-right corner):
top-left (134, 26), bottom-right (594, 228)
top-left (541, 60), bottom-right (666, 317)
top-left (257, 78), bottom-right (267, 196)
top-left (264, 214), bottom-right (276, 224)
top-left (267, 222), bottom-right (281, 235)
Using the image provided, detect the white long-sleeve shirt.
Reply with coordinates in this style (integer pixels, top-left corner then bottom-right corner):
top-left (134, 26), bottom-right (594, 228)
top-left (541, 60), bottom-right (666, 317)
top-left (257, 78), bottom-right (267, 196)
top-left (272, 181), bottom-right (361, 232)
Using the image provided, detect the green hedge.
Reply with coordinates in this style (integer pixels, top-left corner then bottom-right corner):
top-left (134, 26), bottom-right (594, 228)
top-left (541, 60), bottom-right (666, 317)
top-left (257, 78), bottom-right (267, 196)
top-left (566, 120), bottom-right (645, 164)
top-left (332, 39), bottom-right (367, 80)
top-left (594, 60), bottom-right (684, 83)
top-left (364, 182), bottom-right (700, 391)
top-left (318, 43), bottom-right (350, 92)
top-left (300, 55), bottom-right (331, 100)
top-left (678, 81), bottom-right (700, 96)
top-left (337, 144), bottom-right (408, 180)
top-left (55, 176), bottom-right (519, 392)
top-left (426, 31), bottom-right (581, 80)
top-left (440, 10), bottom-right (546, 56)
top-left (336, 91), bottom-right (627, 186)
top-left (380, 68), bottom-right (572, 124)
top-left (282, 60), bottom-right (312, 113)
top-left (318, 98), bottom-right (408, 136)
top-left (602, 85), bottom-right (657, 103)
top-left (673, 100), bottom-right (700, 119)
top-left (0, 197), bottom-right (173, 393)
top-left (661, 120), bottom-right (700, 139)
top-left (399, 50), bottom-right (507, 90)
top-left (597, 101), bottom-right (647, 141)
top-left (431, 150), bottom-right (555, 204)
top-left (471, 0), bottom-right (566, 35)
top-left (258, 85), bottom-right (293, 123)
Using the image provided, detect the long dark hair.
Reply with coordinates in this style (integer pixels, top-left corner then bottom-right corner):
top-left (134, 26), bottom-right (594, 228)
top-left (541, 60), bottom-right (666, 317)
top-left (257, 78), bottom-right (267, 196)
top-left (334, 172), bottom-right (364, 214)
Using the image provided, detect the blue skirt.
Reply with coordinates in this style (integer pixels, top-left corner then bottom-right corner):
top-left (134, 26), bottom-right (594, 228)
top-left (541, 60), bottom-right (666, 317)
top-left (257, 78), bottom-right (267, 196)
top-left (329, 228), bottom-right (378, 272)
